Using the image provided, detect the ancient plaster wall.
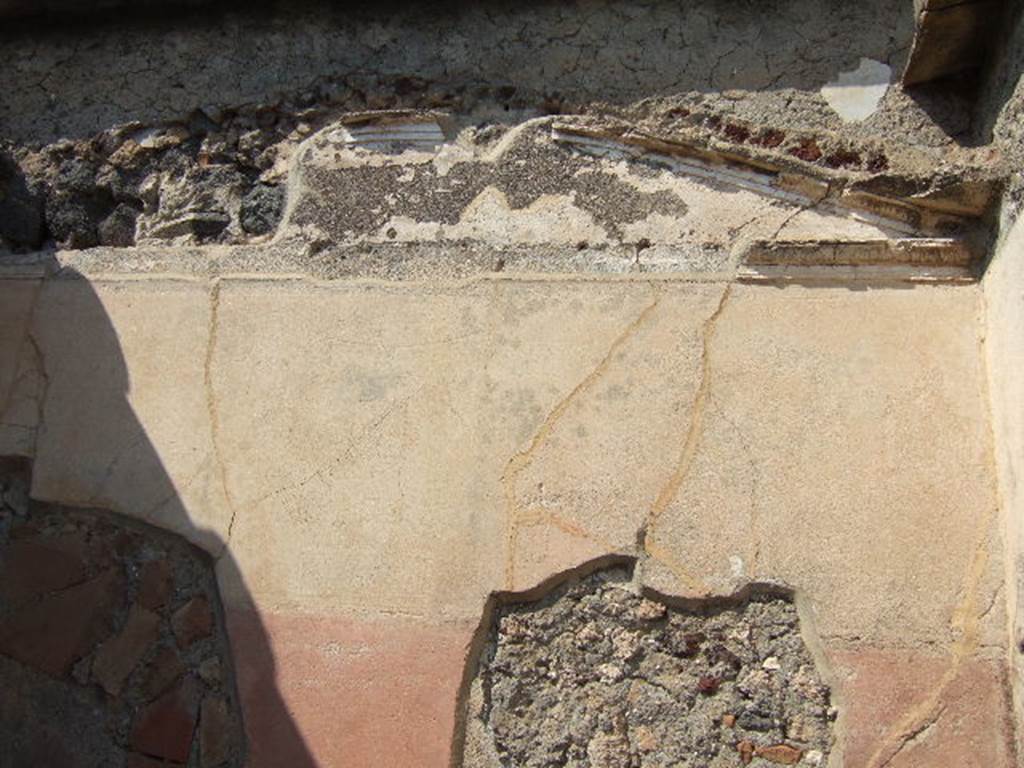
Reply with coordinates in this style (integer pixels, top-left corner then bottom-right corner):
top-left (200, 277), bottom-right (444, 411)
top-left (0, 2), bottom-right (1021, 767)
top-left (0, 257), bottom-right (1012, 766)
top-left (984, 196), bottom-right (1024, 760)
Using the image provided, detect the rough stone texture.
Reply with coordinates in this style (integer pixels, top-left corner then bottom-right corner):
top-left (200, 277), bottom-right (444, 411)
top-left (461, 565), bottom-right (832, 768)
top-left (281, 117), bottom-right (944, 256)
top-left (0, 149), bottom-right (45, 251)
top-left (0, 459), bottom-right (245, 768)
top-left (0, 0), bottom-right (1007, 256)
top-left (0, 0), bottom-right (918, 146)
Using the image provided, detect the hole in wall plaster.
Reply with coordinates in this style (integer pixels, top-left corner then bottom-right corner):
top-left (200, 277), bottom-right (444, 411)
top-left (457, 561), bottom-right (834, 767)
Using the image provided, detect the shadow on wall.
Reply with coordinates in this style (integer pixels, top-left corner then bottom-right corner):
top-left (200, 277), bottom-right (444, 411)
top-left (0, 268), bottom-right (317, 768)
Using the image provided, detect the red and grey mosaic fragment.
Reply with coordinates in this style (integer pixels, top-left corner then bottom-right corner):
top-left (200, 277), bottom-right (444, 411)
top-left (0, 458), bottom-right (243, 768)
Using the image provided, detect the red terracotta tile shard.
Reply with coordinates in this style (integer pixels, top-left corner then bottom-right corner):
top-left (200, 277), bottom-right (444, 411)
top-left (130, 676), bottom-right (201, 762)
top-left (137, 559), bottom-right (173, 610)
top-left (92, 605), bottom-right (160, 695)
top-left (0, 568), bottom-right (123, 676)
top-left (0, 537), bottom-right (88, 603)
top-left (738, 739), bottom-right (755, 765)
top-left (756, 744), bottom-right (803, 764)
top-left (172, 596), bottom-right (213, 648)
top-left (199, 696), bottom-right (231, 767)
top-left (144, 647), bottom-right (186, 699)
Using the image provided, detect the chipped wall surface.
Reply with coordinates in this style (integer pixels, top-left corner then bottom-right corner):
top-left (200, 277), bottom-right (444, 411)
top-left (0, 264), bottom-right (1013, 766)
top-left (0, 1), bottom-right (1022, 767)
top-left (461, 566), bottom-right (834, 768)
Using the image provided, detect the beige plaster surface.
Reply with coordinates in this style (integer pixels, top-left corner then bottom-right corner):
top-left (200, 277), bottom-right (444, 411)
top-left (983, 210), bottom-right (1024, 751)
top-left (28, 278), bottom-right (232, 554)
top-left (6, 271), bottom-right (1002, 654)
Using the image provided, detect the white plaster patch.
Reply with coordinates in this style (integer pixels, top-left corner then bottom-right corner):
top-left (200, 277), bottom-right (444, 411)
top-left (820, 58), bottom-right (891, 122)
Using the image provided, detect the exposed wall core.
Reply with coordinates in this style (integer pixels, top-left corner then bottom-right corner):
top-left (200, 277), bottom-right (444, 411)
top-left (460, 565), bottom-right (833, 768)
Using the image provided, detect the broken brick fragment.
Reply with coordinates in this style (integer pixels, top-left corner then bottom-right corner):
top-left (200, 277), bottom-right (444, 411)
top-left (130, 676), bottom-right (201, 762)
top-left (92, 605), bottom-right (161, 695)
top-left (172, 596), bottom-right (213, 648)
top-left (753, 128), bottom-right (786, 148)
top-left (0, 537), bottom-right (88, 604)
top-left (0, 568), bottom-right (124, 677)
top-left (824, 150), bottom-right (861, 169)
top-left (698, 675), bottom-right (721, 694)
top-left (144, 647), bottom-right (186, 699)
top-left (738, 739), bottom-right (755, 765)
top-left (723, 123), bottom-right (751, 143)
top-left (756, 744), bottom-right (803, 764)
top-left (788, 138), bottom-right (822, 162)
top-left (137, 558), bottom-right (173, 610)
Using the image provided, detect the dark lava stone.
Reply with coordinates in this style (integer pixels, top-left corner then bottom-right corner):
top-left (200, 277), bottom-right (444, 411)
top-left (45, 159), bottom-right (116, 249)
top-left (98, 203), bottom-right (139, 247)
top-left (0, 151), bottom-right (46, 251)
top-left (239, 184), bottom-right (285, 236)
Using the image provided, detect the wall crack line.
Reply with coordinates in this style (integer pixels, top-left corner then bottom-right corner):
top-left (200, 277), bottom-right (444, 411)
top-left (204, 279), bottom-right (240, 559)
top-left (21, 279), bottom-right (50, 460)
top-left (865, 512), bottom-right (993, 768)
top-left (641, 282), bottom-right (734, 594)
top-left (501, 288), bottom-right (662, 589)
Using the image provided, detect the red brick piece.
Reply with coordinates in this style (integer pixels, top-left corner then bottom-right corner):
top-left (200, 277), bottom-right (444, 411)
top-left (0, 568), bottom-right (123, 676)
top-left (172, 596), bottom-right (213, 648)
top-left (92, 605), bottom-right (161, 695)
top-left (137, 559), bottom-right (172, 610)
top-left (131, 676), bottom-right (201, 762)
top-left (144, 647), bottom-right (186, 699)
top-left (738, 740), bottom-right (755, 765)
top-left (0, 537), bottom-right (87, 604)
top-left (756, 744), bottom-right (803, 765)
top-left (199, 696), bottom-right (231, 767)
